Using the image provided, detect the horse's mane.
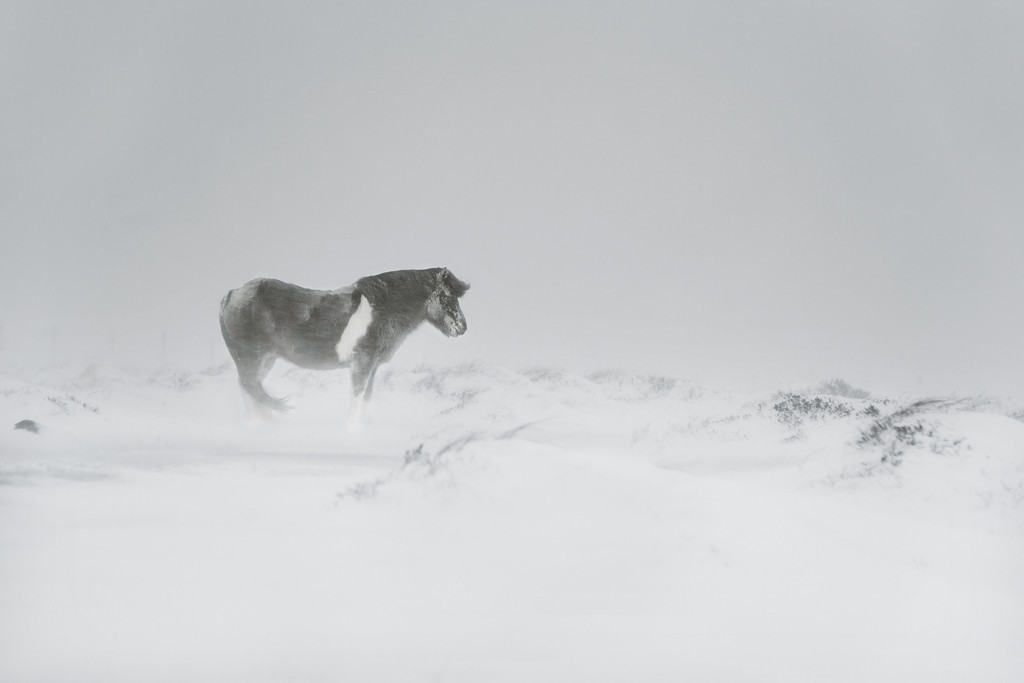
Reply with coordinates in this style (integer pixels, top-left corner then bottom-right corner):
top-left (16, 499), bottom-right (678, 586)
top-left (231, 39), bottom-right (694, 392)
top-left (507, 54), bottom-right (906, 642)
top-left (353, 273), bottom-right (402, 307)
top-left (356, 268), bottom-right (469, 308)
top-left (443, 269), bottom-right (471, 297)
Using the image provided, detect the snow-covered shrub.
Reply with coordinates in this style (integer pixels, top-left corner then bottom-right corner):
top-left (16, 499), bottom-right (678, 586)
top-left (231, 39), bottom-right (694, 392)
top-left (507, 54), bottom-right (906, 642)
top-left (46, 394), bottom-right (100, 415)
top-left (339, 425), bottom-right (538, 502)
top-left (856, 399), bottom-right (964, 466)
top-left (339, 437), bottom-right (475, 500)
top-left (588, 370), bottom-right (703, 402)
top-left (768, 392), bottom-right (853, 427)
top-left (409, 364), bottom-right (496, 407)
top-left (815, 378), bottom-right (870, 400)
top-left (198, 362), bottom-right (231, 377)
top-left (524, 368), bottom-right (595, 392)
top-left (148, 370), bottom-right (199, 391)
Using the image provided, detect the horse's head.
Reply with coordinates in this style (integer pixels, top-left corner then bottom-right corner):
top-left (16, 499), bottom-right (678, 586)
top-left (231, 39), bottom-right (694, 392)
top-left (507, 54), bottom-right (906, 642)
top-left (425, 268), bottom-right (470, 337)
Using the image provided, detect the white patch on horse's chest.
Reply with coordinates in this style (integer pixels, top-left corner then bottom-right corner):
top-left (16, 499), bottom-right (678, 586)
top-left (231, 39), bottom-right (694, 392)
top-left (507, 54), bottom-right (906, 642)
top-left (336, 296), bottom-right (373, 362)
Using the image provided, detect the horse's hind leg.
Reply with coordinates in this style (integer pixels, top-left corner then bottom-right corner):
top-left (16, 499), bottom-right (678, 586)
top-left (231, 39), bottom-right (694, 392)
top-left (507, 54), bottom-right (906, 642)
top-left (235, 353), bottom-right (275, 419)
top-left (258, 355), bottom-right (277, 383)
top-left (247, 355), bottom-right (280, 418)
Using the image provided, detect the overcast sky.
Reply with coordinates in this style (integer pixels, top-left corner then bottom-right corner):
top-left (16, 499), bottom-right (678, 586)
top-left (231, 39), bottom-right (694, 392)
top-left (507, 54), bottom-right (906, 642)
top-left (2, 1), bottom-right (1022, 395)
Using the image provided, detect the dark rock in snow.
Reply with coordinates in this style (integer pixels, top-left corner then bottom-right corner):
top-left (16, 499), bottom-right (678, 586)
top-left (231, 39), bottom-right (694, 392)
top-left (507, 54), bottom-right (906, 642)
top-left (14, 419), bottom-right (40, 434)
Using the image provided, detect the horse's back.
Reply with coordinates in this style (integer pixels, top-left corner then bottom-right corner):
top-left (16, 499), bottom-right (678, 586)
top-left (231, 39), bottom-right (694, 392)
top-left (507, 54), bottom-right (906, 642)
top-left (221, 278), bottom-right (359, 367)
top-left (223, 278), bottom-right (341, 316)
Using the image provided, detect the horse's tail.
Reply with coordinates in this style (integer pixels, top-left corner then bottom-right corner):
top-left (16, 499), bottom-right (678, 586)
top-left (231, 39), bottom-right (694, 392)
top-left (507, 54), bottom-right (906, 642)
top-left (218, 290), bottom-right (238, 353)
top-left (219, 288), bottom-right (291, 412)
top-left (220, 289), bottom-right (233, 314)
top-left (218, 289), bottom-right (234, 353)
top-left (237, 372), bottom-right (291, 412)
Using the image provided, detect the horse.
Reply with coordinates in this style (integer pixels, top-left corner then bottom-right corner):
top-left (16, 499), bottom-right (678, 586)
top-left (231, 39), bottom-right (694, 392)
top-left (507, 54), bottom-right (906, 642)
top-left (219, 267), bottom-right (469, 424)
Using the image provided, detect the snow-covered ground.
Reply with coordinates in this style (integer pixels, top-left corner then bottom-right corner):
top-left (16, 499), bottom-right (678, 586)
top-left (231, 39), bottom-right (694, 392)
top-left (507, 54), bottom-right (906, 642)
top-left (2, 362), bottom-right (1023, 682)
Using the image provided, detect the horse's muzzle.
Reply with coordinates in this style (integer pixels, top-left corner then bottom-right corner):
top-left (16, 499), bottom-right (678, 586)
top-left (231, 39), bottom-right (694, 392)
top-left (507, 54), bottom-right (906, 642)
top-left (447, 316), bottom-right (468, 337)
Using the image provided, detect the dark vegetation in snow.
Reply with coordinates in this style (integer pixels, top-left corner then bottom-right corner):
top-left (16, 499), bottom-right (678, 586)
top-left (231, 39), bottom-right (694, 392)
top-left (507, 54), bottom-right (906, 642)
top-left (339, 423), bottom-right (540, 502)
top-left (769, 393), bottom-right (855, 427)
top-left (856, 399), bottom-right (965, 466)
top-left (47, 394), bottom-right (100, 415)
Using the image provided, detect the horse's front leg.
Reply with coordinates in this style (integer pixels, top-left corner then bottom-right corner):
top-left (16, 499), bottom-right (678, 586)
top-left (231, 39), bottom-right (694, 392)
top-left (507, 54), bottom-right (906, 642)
top-left (347, 355), bottom-right (377, 430)
top-left (363, 366), bottom-right (380, 403)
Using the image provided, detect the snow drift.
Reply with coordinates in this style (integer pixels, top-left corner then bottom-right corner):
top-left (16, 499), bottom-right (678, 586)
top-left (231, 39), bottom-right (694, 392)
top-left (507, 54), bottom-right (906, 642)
top-left (2, 362), bottom-right (1023, 682)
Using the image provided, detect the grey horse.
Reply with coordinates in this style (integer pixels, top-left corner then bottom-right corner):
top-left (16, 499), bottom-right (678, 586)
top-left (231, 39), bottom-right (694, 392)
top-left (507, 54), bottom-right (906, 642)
top-left (219, 267), bottom-right (469, 423)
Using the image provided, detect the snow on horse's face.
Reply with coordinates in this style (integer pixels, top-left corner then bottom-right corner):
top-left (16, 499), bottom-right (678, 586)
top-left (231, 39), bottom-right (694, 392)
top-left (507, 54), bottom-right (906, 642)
top-left (425, 268), bottom-right (469, 337)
